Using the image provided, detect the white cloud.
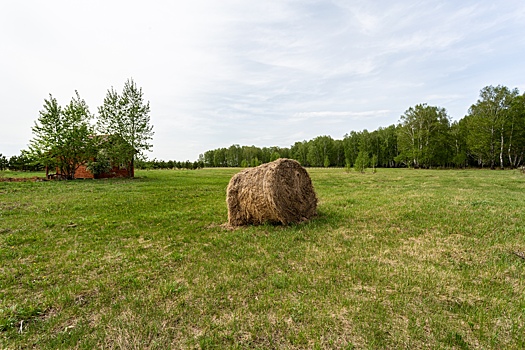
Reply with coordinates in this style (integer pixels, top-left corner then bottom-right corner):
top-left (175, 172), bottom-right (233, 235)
top-left (291, 110), bottom-right (391, 121)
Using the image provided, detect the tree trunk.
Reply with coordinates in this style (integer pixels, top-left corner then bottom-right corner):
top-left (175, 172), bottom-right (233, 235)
top-left (490, 126), bottom-right (495, 170)
top-left (500, 127), bottom-right (504, 169)
top-left (508, 121), bottom-right (515, 168)
top-left (129, 156), bottom-right (134, 178)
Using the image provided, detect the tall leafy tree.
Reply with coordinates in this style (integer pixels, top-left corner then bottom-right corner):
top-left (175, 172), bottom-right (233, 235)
top-left (343, 131), bottom-right (360, 167)
top-left (226, 144), bottom-right (242, 167)
top-left (30, 92), bottom-right (94, 179)
top-left (466, 85), bottom-right (518, 169)
top-left (291, 141), bottom-right (309, 166)
top-left (375, 125), bottom-right (398, 167)
top-left (203, 150), bottom-right (215, 167)
top-left (358, 129), bottom-right (372, 157)
top-left (61, 92), bottom-right (96, 176)
top-left (97, 78), bottom-right (154, 176)
top-left (332, 139), bottom-right (345, 167)
top-left (396, 104), bottom-right (450, 168)
top-left (29, 95), bottom-right (61, 171)
top-left (213, 148), bottom-right (227, 167)
top-left (450, 120), bottom-right (468, 168)
top-left (242, 146), bottom-right (261, 167)
top-left (307, 135), bottom-right (334, 167)
top-left (506, 93), bottom-right (525, 168)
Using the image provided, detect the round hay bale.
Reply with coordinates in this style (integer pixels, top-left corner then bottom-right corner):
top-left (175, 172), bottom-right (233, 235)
top-left (226, 158), bottom-right (317, 226)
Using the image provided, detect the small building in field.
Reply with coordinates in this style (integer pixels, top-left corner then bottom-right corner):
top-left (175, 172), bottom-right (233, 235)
top-left (74, 162), bottom-right (133, 179)
top-left (46, 135), bottom-right (135, 179)
top-left (46, 161), bottom-right (134, 179)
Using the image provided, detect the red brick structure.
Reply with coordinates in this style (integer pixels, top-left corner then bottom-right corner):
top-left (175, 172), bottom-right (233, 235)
top-left (45, 135), bottom-right (135, 180)
top-left (74, 163), bottom-right (134, 179)
top-left (47, 162), bottom-right (134, 179)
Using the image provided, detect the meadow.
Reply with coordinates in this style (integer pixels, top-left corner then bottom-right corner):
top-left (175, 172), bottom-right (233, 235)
top-left (1, 168), bottom-right (524, 349)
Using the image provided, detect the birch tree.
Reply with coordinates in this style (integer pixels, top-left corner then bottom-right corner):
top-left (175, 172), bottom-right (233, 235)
top-left (466, 85), bottom-right (517, 169)
top-left (30, 92), bottom-right (94, 179)
top-left (97, 78), bottom-right (154, 176)
top-left (396, 104), bottom-right (450, 168)
top-left (506, 93), bottom-right (525, 168)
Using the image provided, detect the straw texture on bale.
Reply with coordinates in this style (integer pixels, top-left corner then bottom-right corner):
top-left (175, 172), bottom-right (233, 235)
top-left (226, 158), bottom-right (317, 226)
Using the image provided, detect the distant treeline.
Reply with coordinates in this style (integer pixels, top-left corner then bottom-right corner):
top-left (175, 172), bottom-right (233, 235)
top-left (0, 151), bottom-right (205, 172)
top-left (202, 85), bottom-right (525, 169)
top-left (135, 159), bottom-right (205, 170)
top-left (0, 152), bottom-right (44, 172)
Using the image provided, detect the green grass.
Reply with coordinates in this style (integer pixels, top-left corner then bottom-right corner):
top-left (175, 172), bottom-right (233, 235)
top-left (1, 168), bottom-right (524, 349)
top-left (0, 170), bottom-right (46, 179)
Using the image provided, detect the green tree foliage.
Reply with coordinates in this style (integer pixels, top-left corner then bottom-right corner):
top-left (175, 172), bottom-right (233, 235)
top-left (450, 120), bottom-right (468, 168)
top-left (134, 158), bottom-right (203, 170)
top-left (0, 154), bottom-right (8, 171)
top-left (371, 154), bottom-right (378, 173)
top-left (86, 148), bottom-right (111, 175)
top-left (505, 93), bottom-right (525, 168)
top-left (213, 148), bottom-right (227, 167)
top-left (333, 139), bottom-right (345, 167)
top-left (343, 131), bottom-right (360, 167)
top-left (98, 78), bottom-right (154, 176)
top-left (395, 104), bottom-right (451, 168)
top-left (29, 92), bottom-right (94, 179)
top-left (307, 136), bottom-right (334, 167)
top-left (203, 145), bottom-right (288, 168)
top-left (227, 144), bottom-right (242, 167)
top-left (324, 155), bottom-right (330, 168)
top-left (270, 151), bottom-right (281, 162)
top-left (291, 141), bottom-right (309, 166)
top-left (375, 125), bottom-right (398, 167)
top-left (354, 151), bottom-right (369, 173)
top-left (342, 128), bottom-right (398, 169)
top-left (6, 151), bottom-right (43, 171)
top-left (466, 85), bottom-right (519, 169)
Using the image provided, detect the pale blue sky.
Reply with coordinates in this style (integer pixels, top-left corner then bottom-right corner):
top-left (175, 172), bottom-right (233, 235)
top-left (1, 0), bottom-right (524, 161)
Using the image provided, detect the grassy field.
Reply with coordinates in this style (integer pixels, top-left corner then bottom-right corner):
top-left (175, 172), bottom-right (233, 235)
top-left (0, 171), bottom-right (46, 179)
top-left (1, 168), bottom-right (524, 349)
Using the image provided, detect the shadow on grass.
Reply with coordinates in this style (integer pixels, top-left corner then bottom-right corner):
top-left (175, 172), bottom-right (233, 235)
top-left (237, 208), bottom-right (345, 236)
